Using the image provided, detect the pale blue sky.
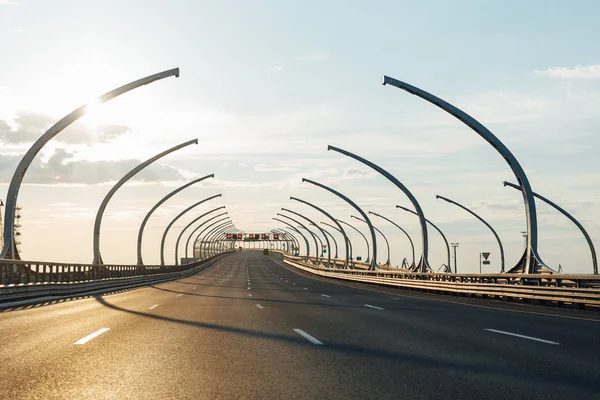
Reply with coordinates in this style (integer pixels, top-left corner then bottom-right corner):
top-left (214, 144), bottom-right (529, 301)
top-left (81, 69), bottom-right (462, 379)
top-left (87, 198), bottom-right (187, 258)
top-left (0, 0), bottom-right (599, 273)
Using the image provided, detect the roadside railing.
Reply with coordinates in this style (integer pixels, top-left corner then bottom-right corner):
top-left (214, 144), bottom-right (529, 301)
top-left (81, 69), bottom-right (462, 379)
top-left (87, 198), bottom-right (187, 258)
top-left (0, 253), bottom-right (232, 286)
top-left (281, 253), bottom-right (600, 308)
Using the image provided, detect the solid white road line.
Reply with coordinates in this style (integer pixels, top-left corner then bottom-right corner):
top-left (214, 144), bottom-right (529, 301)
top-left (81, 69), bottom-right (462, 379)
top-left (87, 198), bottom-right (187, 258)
top-left (74, 328), bottom-right (110, 345)
top-left (364, 304), bottom-right (385, 310)
top-left (293, 329), bottom-right (323, 345)
top-left (148, 304), bottom-right (159, 310)
top-left (256, 304), bottom-right (264, 309)
top-left (248, 293), bottom-right (252, 297)
top-left (485, 329), bottom-right (560, 345)
top-left (176, 294), bottom-right (184, 297)
top-left (321, 294), bottom-right (331, 298)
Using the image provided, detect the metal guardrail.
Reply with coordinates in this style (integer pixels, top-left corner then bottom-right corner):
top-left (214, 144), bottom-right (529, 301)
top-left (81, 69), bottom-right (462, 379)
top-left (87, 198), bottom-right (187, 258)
top-left (281, 253), bottom-right (600, 308)
top-left (0, 254), bottom-right (230, 286)
top-left (0, 253), bottom-right (232, 305)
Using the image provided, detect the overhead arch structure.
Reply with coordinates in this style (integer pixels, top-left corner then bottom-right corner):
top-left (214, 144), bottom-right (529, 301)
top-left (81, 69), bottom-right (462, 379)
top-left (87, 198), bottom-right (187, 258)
top-left (436, 195), bottom-right (505, 273)
top-left (321, 221), bottom-right (355, 268)
top-left (2, 67), bottom-right (180, 260)
top-left (160, 194), bottom-right (222, 265)
top-left (382, 75), bottom-right (552, 274)
top-left (338, 219), bottom-right (371, 265)
top-left (137, 173), bottom-right (214, 265)
top-left (327, 145), bottom-right (429, 272)
top-left (302, 178), bottom-right (378, 270)
top-left (368, 211), bottom-right (416, 269)
top-left (503, 181), bottom-right (597, 275)
top-left (315, 224), bottom-right (338, 259)
top-left (282, 208), bottom-right (331, 268)
top-left (290, 197), bottom-right (350, 269)
top-left (397, 205), bottom-right (451, 273)
top-left (174, 206), bottom-right (225, 265)
top-left (93, 139), bottom-right (198, 264)
top-left (192, 216), bottom-right (230, 258)
top-left (277, 213), bottom-right (319, 264)
top-left (273, 218), bottom-right (310, 262)
top-left (186, 212), bottom-right (228, 259)
top-left (352, 215), bottom-right (391, 266)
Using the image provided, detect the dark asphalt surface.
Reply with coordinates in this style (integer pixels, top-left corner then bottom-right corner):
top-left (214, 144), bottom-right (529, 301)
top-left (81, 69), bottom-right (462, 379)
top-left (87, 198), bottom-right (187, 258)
top-left (1, 250), bottom-right (599, 400)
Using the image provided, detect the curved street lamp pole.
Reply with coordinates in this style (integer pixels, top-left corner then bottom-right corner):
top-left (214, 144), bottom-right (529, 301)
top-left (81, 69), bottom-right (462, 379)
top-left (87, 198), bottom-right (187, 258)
top-left (160, 194), bottom-right (222, 265)
top-left (281, 208), bottom-right (331, 268)
top-left (93, 139), bottom-right (198, 264)
top-left (313, 223), bottom-right (338, 259)
top-left (137, 173), bottom-right (214, 265)
top-left (351, 215), bottom-right (391, 266)
top-left (397, 205), bottom-right (451, 273)
top-left (202, 223), bottom-right (233, 259)
top-left (271, 229), bottom-right (292, 253)
top-left (382, 76), bottom-right (551, 274)
top-left (327, 145), bottom-right (428, 272)
top-left (273, 218), bottom-right (310, 262)
top-left (192, 216), bottom-right (230, 258)
top-left (297, 225), bottom-right (325, 266)
top-left (302, 178), bottom-right (378, 270)
top-left (274, 228), bottom-right (299, 254)
top-left (368, 211), bottom-right (415, 269)
top-left (211, 227), bottom-right (238, 256)
top-left (321, 221), bottom-right (354, 267)
top-left (186, 212), bottom-right (228, 259)
top-left (277, 213), bottom-right (319, 264)
top-left (436, 195), bottom-right (505, 273)
top-left (2, 67), bottom-right (180, 260)
top-left (503, 181), bottom-right (597, 275)
top-left (174, 206), bottom-right (225, 265)
top-left (290, 196), bottom-right (350, 269)
top-left (337, 219), bottom-right (371, 264)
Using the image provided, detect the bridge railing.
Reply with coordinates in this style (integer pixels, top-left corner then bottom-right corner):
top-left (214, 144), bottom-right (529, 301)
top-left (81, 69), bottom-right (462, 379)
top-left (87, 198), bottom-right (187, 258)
top-left (280, 253), bottom-right (600, 308)
top-left (0, 256), bottom-right (225, 286)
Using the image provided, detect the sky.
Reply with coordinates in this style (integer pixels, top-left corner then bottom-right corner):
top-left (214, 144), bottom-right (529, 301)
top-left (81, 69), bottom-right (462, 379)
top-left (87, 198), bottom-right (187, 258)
top-left (0, 0), bottom-right (599, 273)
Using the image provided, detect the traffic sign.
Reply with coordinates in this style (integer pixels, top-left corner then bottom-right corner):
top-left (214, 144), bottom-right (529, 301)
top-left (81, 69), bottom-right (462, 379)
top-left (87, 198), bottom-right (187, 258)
top-left (482, 260), bottom-right (491, 265)
top-left (482, 252), bottom-right (490, 260)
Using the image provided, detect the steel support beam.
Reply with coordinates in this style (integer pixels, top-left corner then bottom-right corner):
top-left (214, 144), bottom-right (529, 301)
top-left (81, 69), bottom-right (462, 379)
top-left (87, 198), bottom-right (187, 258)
top-left (290, 197), bottom-right (350, 269)
top-left (436, 195), bottom-right (505, 273)
top-left (504, 181), bottom-right (597, 274)
top-left (93, 139), bottom-right (198, 264)
top-left (160, 194), bottom-right (221, 265)
top-left (186, 213), bottom-right (228, 259)
top-left (327, 145), bottom-right (429, 272)
top-left (382, 76), bottom-right (551, 274)
top-left (277, 213), bottom-right (318, 264)
top-left (2, 67), bottom-right (180, 260)
top-left (397, 205), bottom-right (451, 273)
top-left (302, 178), bottom-right (378, 270)
top-left (352, 215), bottom-right (391, 266)
top-left (137, 173), bottom-right (214, 265)
top-left (368, 211), bottom-right (415, 269)
top-left (174, 206), bottom-right (225, 265)
top-left (281, 208), bottom-right (331, 268)
top-left (273, 218), bottom-right (310, 262)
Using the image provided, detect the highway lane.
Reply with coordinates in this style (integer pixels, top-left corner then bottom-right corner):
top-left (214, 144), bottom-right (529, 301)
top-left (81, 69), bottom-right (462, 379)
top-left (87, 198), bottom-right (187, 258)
top-left (0, 250), bottom-right (598, 399)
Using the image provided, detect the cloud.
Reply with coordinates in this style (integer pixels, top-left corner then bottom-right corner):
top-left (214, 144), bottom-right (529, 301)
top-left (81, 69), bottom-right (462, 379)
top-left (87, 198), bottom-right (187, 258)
top-left (534, 65), bottom-right (600, 79)
top-left (295, 54), bottom-right (330, 61)
top-left (0, 148), bottom-right (184, 185)
top-left (0, 0), bottom-right (18, 4)
top-left (270, 66), bottom-right (283, 72)
top-left (254, 162), bottom-right (300, 172)
top-left (0, 111), bottom-right (132, 145)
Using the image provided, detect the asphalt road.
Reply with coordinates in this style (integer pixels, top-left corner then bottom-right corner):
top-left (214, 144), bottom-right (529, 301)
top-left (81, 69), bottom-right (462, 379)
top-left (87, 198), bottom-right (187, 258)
top-left (1, 250), bottom-right (599, 400)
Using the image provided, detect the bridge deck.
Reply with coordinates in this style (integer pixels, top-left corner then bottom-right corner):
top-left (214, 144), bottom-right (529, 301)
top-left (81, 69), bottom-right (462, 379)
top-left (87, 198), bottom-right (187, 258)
top-left (1, 251), bottom-right (598, 399)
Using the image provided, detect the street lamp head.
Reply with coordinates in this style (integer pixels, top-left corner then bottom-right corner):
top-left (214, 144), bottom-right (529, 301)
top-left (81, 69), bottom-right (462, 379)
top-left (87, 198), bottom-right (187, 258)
top-left (327, 145), bottom-right (333, 151)
top-left (435, 195), bottom-right (440, 199)
top-left (382, 76), bottom-right (391, 86)
top-left (301, 178), bottom-right (307, 182)
top-left (502, 181), bottom-right (509, 187)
